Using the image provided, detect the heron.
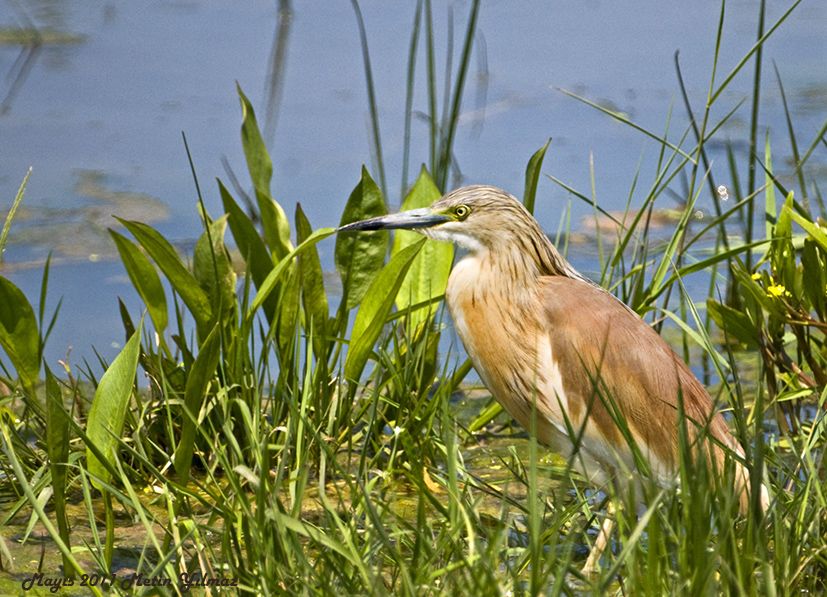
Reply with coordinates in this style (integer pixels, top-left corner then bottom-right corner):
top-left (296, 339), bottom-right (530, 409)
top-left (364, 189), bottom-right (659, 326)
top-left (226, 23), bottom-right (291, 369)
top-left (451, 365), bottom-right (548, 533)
top-left (339, 185), bottom-right (767, 575)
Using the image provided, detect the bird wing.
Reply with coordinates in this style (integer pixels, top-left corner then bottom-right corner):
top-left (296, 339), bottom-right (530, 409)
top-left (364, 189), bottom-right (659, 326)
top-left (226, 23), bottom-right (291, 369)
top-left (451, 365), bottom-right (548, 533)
top-left (538, 275), bottom-right (737, 474)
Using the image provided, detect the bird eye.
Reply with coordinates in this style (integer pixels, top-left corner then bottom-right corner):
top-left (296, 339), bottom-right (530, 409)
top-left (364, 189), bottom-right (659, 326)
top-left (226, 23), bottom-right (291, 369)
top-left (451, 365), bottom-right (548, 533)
top-left (454, 205), bottom-right (470, 219)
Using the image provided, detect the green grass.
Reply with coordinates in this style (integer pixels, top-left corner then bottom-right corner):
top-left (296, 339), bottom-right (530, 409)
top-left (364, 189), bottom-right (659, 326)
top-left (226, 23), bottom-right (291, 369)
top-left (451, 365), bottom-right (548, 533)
top-left (1, 1), bottom-right (826, 595)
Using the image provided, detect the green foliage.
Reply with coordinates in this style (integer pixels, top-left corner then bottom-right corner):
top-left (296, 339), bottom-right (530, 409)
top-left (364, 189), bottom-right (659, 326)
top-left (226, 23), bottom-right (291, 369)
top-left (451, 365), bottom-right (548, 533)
top-left (219, 179), bottom-right (278, 321)
top-left (0, 276), bottom-right (40, 392)
top-left (523, 138), bottom-right (551, 215)
top-left (345, 238), bottom-right (425, 382)
top-left (295, 204), bottom-right (329, 357)
top-left (43, 366), bottom-right (71, 575)
top-left (1, 7), bottom-right (826, 594)
top-left (391, 167), bottom-right (453, 333)
top-left (237, 84), bottom-right (293, 260)
top-left (335, 166), bottom-right (389, 310)
top-left (0, 168), bottom-right (29, 262)
top-left (173, 323), bottom-right (221, 485)
top-left (109, 229), bottom-right (168, 333)
top-left (85, 327), bottom-right (141, 491)
top-left (117, 218), bottom-right (213, 340)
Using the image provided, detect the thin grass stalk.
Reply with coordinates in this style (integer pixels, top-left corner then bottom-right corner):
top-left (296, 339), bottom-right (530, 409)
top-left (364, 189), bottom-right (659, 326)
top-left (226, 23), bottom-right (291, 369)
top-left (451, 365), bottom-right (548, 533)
top-left (401, 1), bottom-right (423, 197)
top-left (350, 0), bottom-right (388, 199)
top-left (745, 0), bottom-right (767, 270)
top-left (0, 167), bottom-right (30, 261)
top-left (434, 0), bottom-right (480, 191)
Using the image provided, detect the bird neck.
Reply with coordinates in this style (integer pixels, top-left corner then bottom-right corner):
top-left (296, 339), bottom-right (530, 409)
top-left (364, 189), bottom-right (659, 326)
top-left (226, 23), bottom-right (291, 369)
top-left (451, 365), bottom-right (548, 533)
top-left (451, 238), bottom-right (581, 305)
top-left (484, 230), bottom-right (584, 286)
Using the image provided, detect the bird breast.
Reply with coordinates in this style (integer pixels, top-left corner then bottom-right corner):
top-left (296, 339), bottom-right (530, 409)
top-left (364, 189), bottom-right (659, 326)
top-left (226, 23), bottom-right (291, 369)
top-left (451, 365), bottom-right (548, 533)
top-left (446, 253), bottom-right (577, 454)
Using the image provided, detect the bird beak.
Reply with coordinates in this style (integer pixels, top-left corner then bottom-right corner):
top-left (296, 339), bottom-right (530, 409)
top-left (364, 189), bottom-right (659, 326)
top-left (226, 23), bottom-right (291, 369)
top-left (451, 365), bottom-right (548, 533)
top-left (338, 208), bottom-right (449, 232)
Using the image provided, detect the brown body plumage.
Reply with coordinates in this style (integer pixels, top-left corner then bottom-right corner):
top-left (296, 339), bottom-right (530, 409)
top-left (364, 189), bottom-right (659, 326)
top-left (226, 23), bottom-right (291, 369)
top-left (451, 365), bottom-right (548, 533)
top-left (340, 184), bottom-right (766, 573)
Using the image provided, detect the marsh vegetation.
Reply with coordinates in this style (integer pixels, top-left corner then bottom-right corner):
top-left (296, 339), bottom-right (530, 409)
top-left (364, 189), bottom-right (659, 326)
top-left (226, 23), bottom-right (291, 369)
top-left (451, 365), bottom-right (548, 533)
top-left (0, 1), bottom-right (825, 595)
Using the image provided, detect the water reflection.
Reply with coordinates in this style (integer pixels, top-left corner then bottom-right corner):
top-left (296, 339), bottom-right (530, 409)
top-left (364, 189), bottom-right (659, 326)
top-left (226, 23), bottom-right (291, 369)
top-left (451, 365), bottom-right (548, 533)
top-left (0, 1), bottom-right (85, 114)
top-left (0, 170), bottom-right (168, 271)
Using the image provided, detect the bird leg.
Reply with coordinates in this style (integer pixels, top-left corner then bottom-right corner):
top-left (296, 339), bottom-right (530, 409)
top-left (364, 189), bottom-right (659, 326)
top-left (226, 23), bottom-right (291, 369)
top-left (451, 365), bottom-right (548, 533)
top-left (580, 500), bottom-right (617, 576)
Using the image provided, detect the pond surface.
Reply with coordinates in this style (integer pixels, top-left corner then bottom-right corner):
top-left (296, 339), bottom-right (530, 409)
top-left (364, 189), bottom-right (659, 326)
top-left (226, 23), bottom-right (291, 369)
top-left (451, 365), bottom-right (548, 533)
top-left (0, 1), bottom-right (825, 366)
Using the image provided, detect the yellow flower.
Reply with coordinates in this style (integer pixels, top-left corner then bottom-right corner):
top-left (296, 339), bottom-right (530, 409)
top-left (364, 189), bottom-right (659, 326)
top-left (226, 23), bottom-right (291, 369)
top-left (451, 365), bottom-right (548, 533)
top-left (767, 284), bottom-right (787, 297)
top-left (751, 272), bottom-right (761, 280)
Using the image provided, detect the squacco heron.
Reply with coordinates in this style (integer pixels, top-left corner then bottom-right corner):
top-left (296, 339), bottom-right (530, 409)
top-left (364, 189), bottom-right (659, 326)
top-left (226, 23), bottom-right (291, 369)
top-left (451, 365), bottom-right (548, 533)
top-left (340, 185), bottom-right (767, 574)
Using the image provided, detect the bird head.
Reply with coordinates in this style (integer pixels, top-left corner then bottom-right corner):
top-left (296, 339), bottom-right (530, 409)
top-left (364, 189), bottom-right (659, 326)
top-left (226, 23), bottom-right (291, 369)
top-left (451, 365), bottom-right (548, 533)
top-left (338, 185), bottom-right (537, 253)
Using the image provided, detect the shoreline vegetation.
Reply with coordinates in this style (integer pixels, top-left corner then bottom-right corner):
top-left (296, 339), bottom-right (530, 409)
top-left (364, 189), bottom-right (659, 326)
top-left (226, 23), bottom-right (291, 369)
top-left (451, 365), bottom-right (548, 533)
top-left (1, 1), bottom-right (825, 594)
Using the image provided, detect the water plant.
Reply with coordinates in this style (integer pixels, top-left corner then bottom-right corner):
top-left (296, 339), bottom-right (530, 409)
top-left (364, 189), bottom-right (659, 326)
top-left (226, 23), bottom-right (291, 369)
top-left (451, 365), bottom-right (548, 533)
top-left (0, 1), bottom-right (825, 595)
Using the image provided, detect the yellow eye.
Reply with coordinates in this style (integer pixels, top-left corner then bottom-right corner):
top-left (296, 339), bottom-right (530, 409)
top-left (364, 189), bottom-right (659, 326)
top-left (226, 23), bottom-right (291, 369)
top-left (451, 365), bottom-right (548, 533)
top-left (455, 205), bottom-right (470, 219)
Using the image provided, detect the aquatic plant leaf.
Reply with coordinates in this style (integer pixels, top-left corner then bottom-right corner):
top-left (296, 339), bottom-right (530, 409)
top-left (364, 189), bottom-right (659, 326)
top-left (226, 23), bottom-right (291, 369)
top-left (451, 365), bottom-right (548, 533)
top-left (277, 263), bottom-right (301, 359)
top-left (193, 214), bottom-right (237, 325)
top-left (0, 275), bottom-right (40, 390)
top-left (336, 167), bottom-right (389, 310)
top-left (237, 84), bottom-right (293, 260)
top-left (523, 138), bottom-right (551, 215)
top-left (771, 192), bottom-right (796, 293)
top-left (345, 238), bottom-right (425, 382)
top-left (219, 180), bottom-right (277, 321)
top-left (468, 400), bottom-right (504, 433)
top-left (86, 327), bottom-right (141, 491)
top-left (248, 228), bottom-right (336, 319)
top-left (174, 323), bottom-right (221, 485)
top-left (391, 167), bottom-right (452, 333)
top-left (110, 230), bottom-right (168, 334)
top-left (787, 207), bottom-right (827, 253)
top-left (117, 218), bottom-right (212, 335)
top-left (295, 205), bottom-right (329, 352)
top-left (707, 300), bottom-right (759, 349)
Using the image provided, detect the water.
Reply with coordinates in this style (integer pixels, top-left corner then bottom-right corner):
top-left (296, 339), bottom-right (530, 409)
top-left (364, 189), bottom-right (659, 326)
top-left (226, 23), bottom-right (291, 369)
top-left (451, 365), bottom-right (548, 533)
top-left (0, 1), bottom-right (825, 367)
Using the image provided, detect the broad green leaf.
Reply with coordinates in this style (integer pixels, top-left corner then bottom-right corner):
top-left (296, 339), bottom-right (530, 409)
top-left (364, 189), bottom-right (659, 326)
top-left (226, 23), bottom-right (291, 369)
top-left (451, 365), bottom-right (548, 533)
top-left (219, 180), bottom-right (278, 321)
top-left (118, 219), bottom-right (212, 334)
top-left (391, 167), bottom-right (452, 332)
top-left (248, 228), bottom-right (336, 319)
top-left (86, 327), bottom-right (141, 490)
top-left (335, 167), bottom-right (389, 310)
top-left (174, 324), bottom-right (221, 485)
top-left (237, 84), bottom-right (293, 260)
top-left (109, 230), bottom-right (168, 333)
top-left (772, 192), bottom-right (796, 293)
top-left (707, 300), bottom-right (759, 349)
top-left (193, 215), bottom-right (237, 324)
top-left (0, 276), bottom-right (40, 390)
top-left (277, 265), bottom-right (301, 359)
top-left (295, 205), bottom-right (329, 350)
top-left (523, 138), bottom-right (551, 215)
top-left (345, 239), bottom-right (425, 382)
top-left (787, 207), bottom-right (827, 252)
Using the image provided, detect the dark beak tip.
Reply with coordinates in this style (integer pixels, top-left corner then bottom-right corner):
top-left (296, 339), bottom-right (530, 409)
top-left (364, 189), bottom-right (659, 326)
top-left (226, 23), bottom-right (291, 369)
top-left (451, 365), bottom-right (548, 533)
top-left (338, 221), bottom-right (378, 232)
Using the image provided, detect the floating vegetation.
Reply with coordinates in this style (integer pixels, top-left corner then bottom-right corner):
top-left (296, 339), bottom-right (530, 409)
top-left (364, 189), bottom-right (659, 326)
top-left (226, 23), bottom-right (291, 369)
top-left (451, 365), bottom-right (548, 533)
top-left (0, 170), bottom-right (169, 270)
top-left (0, 28), bottom-right (86, 46)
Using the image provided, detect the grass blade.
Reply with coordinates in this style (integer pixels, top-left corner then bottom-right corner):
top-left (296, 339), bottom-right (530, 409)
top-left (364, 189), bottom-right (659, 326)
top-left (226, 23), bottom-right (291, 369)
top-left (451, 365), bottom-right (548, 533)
top-left (523, 138), bottom-right (551, 215)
